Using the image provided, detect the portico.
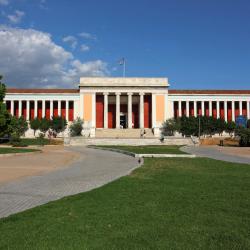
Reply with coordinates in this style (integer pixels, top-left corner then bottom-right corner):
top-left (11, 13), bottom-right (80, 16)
top-left (79, 77), bottom-right (169, 136)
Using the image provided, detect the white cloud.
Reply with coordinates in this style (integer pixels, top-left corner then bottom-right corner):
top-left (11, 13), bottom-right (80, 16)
top-left (80, 44), bottom-right (90, 52)
top-left (0, 27), bottom-right (108, 88)
top-left (7, 10), bottom-right (25, 24)
top-left (78, 32), bottom-right (96, 40)
top-left (62, 35), bottom-right (78, 49)
top-left (0, 0), bottom-right (9, 5)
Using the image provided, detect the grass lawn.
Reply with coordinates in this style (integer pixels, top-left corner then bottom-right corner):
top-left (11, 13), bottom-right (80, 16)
top-left (97, 145), bottom-right (187, 154)
top-left (0, 147), bottom-right (40, 154)
top-left (0, 157), bottom-right (249, 249)
top-left (0, 138), bottom-right (63, 146)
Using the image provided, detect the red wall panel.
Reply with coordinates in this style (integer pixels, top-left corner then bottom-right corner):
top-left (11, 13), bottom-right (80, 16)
top-left (132, 104), bottom-right (139, 128)
top-left (38, 101), bottom-right (42, 119)
top-left (53, 101), bottom-right (58, 117)
top-left (190, 102), bottom-right (194, 117)
top-left (96, 95), bottom-right (104, 128)
top-left (220, 102), bottom-right (224, 120)
top-left (61, 101), bottom-right (66, 118)
top-left (242, 101), bottom-right (247, 117)
top-left (30, 101), bottom-right (34, 120)
top-left (22, 101), bottom-right (27, 119)
top-left (227, 102), bottom-right (232, 121)
top-left (108, 104), bottom-right (116, 128)
top-left (69, 101), bottom-right (74, 121)
top-left (212, 102), bottom-right (217, 118)
top-left (45, 101), bottom-right (50, 119)
top-left (144, 95), bottom-right (152, 128)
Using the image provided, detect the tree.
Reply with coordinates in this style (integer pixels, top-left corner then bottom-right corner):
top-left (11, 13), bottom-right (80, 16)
top-left (215, 118), bottom-right (226, 136)
top-left (225, 121), bottom-right (236, 136)
top-left (179, 116), bottom-right (198, 136)
top-left (69, 117), bottom-right (83, 136)
top-left (30, 118), bottom-right (40, 136)
top-left (247, 119), bottom-right (250, 129)
top-left (10, 116), bottom-right (28, 137)
top-left (162, 118), bottom-right (181, 136)
top-left (50, 116), bottom-right (67, 136)
top-left (39, 118), bottom-right (51, 134)
top-left (0, 75), bottom-right (13, 137)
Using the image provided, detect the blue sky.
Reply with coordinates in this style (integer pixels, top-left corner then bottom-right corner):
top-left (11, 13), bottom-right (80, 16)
top-left (0, 0), bottom-right (249, 89)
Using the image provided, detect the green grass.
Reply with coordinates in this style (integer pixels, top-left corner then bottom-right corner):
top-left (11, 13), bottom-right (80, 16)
top-left (0, 138), bottom-right (63, 146)
top-left (98, 145), bottom-right (186, 154)
top-left (0, 157), bottom-right (249, 249)
top-left (0, 147), bottom-right (40, 154)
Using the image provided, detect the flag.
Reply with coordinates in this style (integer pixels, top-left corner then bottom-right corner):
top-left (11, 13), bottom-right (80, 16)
top-left (118, 57), bottom-right (125, 65)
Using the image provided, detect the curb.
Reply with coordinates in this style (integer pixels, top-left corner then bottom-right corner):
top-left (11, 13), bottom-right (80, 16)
top-left (87, 146), bottom-right (196, 158)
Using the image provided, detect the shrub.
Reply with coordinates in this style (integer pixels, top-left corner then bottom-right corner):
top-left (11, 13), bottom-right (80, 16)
top-left (10, 116), bottom-right (28, 137)
top-left (236, 128), bottom-right (250, 147)
top-left (69, 118), bottom-right (83, 136)
top-left (37, 132), bottom-right (46, 146)
top-left (50, 116), bottom-right (67, 137)
top-left (225, 121), bottom-right (236, 136)
top-left (39, 118), bottom-right (51, 134)
top-left (162, 118), bottom-right (181, 136)
top-left (10, 132), bottom-right (27, 147)
top-left (30, 118), bottom-right (40, 136)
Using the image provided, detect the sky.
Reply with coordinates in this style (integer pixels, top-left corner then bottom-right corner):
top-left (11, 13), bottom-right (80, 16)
top-left (0, 0), bottom-right (249, 89)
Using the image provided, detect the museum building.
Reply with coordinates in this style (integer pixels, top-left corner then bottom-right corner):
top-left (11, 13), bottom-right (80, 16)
top-left (4, 77), bottom-right (250, 137)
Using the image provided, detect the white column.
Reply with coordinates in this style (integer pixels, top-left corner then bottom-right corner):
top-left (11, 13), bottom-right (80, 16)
top-left (151, 94), bottom-right (156, 127)
top-left (42, 100), bottom-right (45, 118)
top-left (201, 101), bottom-right (205, 116)
top-left (18, 100), bottom-right (22, 117)
top-left (178, 101), bottom-right (182, 117)
top-left (58, 100), bottom-right (61, 116)
top-left (209, 101), bottom-right (212, 117)
top-left (10, 100), bottom-right (14, 116)
top-left (79, 93), bottom-right (84, 120)
top-left (74, 100), bottom-right (78, 120)
top-left (186, 101), bottom-right (189, 117)
top-left (104, 93), bottom-right (109, 129)
top-left (232, 101), bottom-right (235, 121)
top-left (34, 100), bottom-right (38, 118)
top-left (116, 92), bottom-right (121, 129)
top-left (92, 93), bottom-right (96, 127)
top-left (216, 101), bottom-right (220, 118)
top-left (247, 101), bottom-right (250, 119)
top-left (239, 101), bottom-right (243, 116)
top-left (50, 100), bottom-right (53, 119)
top-left (139, 93), bottom-right (144, 128)
top-left (66, 100), bottom-right (69, 121)
top-left (26, 100), bottom-right (30, 121)
top-left (194, 101), bottom-right (197, 117)
top-left (128, 93), bottom-right (133, 128)
top-left (224, 101), bottom-right (228, 122)
top-left (164, 93), bottom-right (168, 121)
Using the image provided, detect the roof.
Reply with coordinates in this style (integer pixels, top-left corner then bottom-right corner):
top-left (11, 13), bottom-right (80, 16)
top-left (79, 77), bottom-right (169, 87)
top-left (6, 88), bottom-right (79, 94)
top-left (168, 90), bottom-right (250, 95)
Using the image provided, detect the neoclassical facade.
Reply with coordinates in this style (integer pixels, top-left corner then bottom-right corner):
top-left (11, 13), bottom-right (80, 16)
top-left (4, 77), bottom-right (250, 137)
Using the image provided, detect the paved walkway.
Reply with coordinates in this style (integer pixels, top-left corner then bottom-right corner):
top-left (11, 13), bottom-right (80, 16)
top-left (0, 147), bottom-right (139, 218)
top-left (181, 145), bottom-right (250, 165)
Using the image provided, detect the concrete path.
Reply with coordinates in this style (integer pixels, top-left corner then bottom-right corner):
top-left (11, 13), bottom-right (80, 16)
top-left (0, 147), bottom-right (139, 219)
top-left (181, 145), bottom-right (250, 165)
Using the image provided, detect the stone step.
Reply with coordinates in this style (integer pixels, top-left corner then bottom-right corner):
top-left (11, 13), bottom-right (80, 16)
top-left (95, 128), bottom-right (155, 138)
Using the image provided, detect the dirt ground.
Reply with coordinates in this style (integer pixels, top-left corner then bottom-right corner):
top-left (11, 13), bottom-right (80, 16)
top-left (0, 146), bottom-right (81, 185)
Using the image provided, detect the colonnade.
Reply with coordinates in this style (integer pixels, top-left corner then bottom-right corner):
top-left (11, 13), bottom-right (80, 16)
top-left (102, 92), bottom-right (145, 129)
top-left (5, 99), bottom-right (75, 121)
top-left (174, 100), bottom-right (250, 121)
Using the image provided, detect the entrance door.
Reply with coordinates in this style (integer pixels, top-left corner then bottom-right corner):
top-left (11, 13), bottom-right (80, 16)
top-left (120, 114), bottom-right (126, 128)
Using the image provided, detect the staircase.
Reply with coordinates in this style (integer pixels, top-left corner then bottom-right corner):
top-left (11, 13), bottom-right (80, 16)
top-left (95, 128), bottom-right (155, 138)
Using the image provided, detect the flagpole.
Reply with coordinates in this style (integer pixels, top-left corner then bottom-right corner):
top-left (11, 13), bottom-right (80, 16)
top-left (123, 59), bottom-right (126, 77)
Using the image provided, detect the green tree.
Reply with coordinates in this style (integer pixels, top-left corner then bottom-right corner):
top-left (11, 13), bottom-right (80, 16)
top-left (225, 121), bottom-right (236, 136)
top-left (215, 118), bottom-right (226, 136)
top-left (39, 118), bottom-right (51, 134)
top-left (162, 118), bottom-right (181, 136)
top-left (30, 118), bottom-right (40, 136)
top-left (0, 75), bottom-right (13, 137)
top-left (51, 116), bottom-right (67, 136)
top-left (179, 116), bottom-right (198, 136)
top-left (10, 116), bottom-right (28, 137)
top-left (69, 118), bottom-right (83, 136)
